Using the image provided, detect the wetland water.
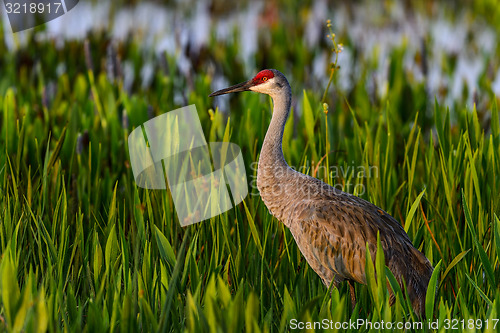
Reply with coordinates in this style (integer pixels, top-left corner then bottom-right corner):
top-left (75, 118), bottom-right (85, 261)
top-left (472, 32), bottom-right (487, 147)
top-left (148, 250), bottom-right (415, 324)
top-left (3, 0), bottom-right (497, 107)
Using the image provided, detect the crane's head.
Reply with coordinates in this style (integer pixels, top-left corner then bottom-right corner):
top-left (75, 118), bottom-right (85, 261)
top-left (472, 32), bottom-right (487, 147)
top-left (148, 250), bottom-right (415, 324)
top-left (209, 69), bottom-right (289, 98)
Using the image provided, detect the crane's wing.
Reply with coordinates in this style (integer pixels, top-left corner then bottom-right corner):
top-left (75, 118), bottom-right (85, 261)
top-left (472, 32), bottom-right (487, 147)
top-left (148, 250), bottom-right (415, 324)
top-left (286, 191), bottom-right (419, 287)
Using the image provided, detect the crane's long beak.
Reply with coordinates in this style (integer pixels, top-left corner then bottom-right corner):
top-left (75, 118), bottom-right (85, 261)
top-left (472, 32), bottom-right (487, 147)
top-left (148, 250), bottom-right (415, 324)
top-left (209, 79), bottom-right (254, 97)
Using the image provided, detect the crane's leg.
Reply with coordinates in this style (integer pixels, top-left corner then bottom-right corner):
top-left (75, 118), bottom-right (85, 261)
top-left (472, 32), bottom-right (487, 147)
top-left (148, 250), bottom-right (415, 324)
top-left (348, 280), bottom-right (356, 310)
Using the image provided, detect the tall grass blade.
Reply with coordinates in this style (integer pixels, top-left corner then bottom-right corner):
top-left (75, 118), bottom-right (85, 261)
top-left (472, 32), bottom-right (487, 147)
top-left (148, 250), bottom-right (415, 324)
top-left (462, 191), bottom-right (495, 286)
top-left (425, 259), bottom-right (441, 319)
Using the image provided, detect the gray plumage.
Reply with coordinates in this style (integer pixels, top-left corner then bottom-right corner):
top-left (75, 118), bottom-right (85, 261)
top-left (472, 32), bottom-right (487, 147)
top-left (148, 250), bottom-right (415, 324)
top-left (210, 69), bottom-right (434, 316)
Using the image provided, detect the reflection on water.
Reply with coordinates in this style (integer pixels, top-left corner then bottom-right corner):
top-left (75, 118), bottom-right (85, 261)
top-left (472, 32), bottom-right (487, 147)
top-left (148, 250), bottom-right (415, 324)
top-left (2, 0), bottom-right (498, 106)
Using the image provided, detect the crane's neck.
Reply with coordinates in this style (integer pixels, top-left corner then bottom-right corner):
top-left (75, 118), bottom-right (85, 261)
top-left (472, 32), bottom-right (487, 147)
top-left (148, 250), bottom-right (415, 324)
top-left (258, 86), bottom-right (292, 175)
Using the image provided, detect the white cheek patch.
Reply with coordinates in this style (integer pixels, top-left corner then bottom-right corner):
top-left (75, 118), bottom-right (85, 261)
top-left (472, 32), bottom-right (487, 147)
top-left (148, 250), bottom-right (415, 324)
top-left (251, 79), bottom-right (274, 92)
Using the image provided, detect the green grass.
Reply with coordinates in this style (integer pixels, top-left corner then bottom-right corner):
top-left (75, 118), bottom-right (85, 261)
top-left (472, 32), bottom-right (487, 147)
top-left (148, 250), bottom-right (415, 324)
top-left (1, 2), bottom-right (500, 332)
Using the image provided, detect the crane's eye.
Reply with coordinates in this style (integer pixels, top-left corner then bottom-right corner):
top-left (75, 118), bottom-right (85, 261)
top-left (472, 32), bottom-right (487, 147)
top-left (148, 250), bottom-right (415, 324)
top-left (262, 77), bottom-right (268, 81)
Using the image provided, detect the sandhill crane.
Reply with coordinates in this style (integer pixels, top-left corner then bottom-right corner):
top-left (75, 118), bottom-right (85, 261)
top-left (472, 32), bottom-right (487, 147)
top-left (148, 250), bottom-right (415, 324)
top-left (209, 69), bottom-right (433, 316)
